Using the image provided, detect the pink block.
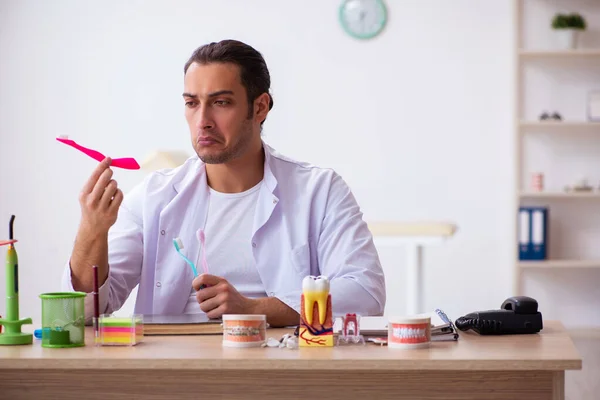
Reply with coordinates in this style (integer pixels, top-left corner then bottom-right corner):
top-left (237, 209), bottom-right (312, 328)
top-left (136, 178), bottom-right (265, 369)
top-left (100, 327), bottom-right (136, 333)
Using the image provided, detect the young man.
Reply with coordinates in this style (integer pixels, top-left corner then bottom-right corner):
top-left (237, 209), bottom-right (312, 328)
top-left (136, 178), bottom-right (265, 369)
top-left (63, 40), bottom-right (386, 327)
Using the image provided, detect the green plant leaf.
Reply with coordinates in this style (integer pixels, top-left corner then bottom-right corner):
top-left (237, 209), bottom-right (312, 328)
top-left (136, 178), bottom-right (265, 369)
top-left (551, 12), bottom-right (586, 30)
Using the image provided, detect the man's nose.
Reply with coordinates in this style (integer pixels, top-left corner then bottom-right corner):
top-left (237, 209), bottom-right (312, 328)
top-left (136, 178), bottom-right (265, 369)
top-left (196, 106), bottom-right (215, 130)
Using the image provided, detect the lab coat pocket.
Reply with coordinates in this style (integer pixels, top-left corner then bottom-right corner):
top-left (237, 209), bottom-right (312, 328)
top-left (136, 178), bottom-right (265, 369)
top-left (289, 242), bottom-right (311, 276)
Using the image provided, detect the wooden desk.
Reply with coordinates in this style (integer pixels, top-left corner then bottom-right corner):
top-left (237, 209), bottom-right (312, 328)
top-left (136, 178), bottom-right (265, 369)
top-left (0, 321), bottom-right (581, 400)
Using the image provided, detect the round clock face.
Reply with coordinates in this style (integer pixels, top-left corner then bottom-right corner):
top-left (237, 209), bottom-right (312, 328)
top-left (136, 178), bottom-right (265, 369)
top-left (339, 0), bottom-right (387, 40)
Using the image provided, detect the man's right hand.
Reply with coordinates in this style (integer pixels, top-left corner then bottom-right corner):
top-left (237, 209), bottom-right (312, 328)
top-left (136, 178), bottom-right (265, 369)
top-left (70, 157), bottom-right (124, 293)
top-left (78, 157), bottom-right (124, 236)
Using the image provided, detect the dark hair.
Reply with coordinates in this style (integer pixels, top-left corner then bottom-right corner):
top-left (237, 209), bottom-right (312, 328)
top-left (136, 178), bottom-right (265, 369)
top-left (184, 40), bottom-right (274, 125)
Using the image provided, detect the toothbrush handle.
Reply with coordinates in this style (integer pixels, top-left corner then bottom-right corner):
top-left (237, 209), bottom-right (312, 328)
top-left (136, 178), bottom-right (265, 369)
top-left (200, 249), bottom-right (209, 275)
top-left (177, 250), bottom-right (198, 277)
top-left (199, 233), bottom-right (209, 275)
top-left (111, 157), bottom-right (141, 170)
top-left (183, 254), bottom-right (199, 277)
top-left (57, 138), bottom-right (105, 162)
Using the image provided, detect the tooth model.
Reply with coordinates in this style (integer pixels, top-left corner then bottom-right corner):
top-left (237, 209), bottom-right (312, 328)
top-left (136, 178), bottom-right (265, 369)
top-left (299, 275), bottom-right (333, 347)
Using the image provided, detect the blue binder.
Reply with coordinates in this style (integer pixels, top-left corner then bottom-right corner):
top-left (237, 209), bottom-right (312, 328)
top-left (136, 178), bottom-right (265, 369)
top-left (518, 207), bottom-right (548, 260)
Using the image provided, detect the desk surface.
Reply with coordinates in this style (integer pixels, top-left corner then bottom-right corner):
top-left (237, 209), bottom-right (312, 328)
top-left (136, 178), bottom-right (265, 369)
top-left (0, 320), bottom-right (581, 371)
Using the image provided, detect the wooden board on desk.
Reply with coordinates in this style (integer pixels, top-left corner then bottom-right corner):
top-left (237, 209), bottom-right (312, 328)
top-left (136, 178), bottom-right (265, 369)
top-left (142, 314), bottom-right (222, 335)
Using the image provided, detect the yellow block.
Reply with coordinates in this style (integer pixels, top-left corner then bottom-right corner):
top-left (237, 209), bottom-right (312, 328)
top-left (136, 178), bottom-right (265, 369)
top-left (100, 336), bottom-right (135, 344)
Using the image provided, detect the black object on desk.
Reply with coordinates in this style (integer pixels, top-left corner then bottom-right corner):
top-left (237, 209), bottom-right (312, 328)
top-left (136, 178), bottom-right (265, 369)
top-left (455, 296), bottom-right (543, 335)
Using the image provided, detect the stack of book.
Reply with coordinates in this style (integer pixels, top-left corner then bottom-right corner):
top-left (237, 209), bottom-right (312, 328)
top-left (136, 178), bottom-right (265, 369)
top-left (142, 314), bottom-right (222, 335)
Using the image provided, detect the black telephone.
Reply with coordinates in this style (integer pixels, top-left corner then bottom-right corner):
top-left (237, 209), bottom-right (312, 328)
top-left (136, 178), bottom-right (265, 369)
top-left (455, 296), bottom-right (543, 335)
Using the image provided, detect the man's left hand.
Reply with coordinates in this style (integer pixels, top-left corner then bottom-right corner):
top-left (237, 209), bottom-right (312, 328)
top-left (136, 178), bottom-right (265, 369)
top-left (192, 274), bottom-right (255, 318)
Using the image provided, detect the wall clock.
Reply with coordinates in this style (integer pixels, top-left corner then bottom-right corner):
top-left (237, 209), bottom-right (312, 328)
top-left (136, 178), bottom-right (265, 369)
top-left (339, 0), bottom-right (388, 40)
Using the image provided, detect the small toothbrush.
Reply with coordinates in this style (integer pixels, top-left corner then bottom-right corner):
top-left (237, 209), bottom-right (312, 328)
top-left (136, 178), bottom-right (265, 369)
top-left (173, 238), bottom-right (198, 277)
top-left (197, 229), bottom-right (210, 275)
top-left (56, 136), bottom-right (140, 170)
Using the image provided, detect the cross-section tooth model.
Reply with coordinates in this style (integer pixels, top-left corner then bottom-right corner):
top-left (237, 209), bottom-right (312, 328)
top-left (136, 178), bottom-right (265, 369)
top-left (299, 275), bottom-right (333, 347)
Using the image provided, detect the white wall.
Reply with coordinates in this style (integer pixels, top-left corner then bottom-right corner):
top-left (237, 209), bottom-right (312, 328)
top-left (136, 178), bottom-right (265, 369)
top-left (1, 0), bottom-right (590, 329)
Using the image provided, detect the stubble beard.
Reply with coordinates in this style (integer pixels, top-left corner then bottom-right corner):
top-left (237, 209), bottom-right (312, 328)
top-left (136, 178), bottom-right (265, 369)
top-left (197, 119), bottom-right (254, 164)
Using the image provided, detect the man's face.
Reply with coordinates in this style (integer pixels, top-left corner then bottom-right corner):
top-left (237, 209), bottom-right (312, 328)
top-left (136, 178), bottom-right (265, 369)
top-left (183, 62), bottom-right (255, 164)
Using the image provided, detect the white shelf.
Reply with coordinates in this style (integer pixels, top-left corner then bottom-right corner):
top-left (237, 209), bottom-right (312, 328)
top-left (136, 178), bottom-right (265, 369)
top-left (519, 49), bottom-right (600, 58)
top-left (520, 191), bottom-right (600, 199)
top-left (519, 260), bottom-right (600, 268)
top-left (513, 1), bottom-right (600, 303)
top-left (520, 121), bottom-right (600, 130)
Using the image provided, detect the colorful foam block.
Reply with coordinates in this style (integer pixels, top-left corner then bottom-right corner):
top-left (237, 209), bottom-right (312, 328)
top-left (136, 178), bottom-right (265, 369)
top-left (97, 315), bottom-right (143, 346)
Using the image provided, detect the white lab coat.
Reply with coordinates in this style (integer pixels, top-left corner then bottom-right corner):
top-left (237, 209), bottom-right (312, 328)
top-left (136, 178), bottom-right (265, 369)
top-left (62, 142), bottom-right (386, 320)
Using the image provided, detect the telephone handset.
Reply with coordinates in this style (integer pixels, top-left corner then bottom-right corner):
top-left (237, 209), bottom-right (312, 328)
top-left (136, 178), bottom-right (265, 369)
top-left (455, 296), bottom-right (543, 335)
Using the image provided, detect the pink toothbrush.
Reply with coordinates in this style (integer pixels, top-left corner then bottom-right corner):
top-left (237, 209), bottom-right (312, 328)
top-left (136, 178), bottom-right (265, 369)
top-left (196, 229), bottom-right (210, 275)
top-left (56, 136), bottom-right (140, 170)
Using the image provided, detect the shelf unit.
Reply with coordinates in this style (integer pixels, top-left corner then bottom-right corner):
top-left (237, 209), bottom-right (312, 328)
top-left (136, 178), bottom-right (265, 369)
top-left (520, 191), bottom-right (600, 199)
top-left (514, 0), bottom-right (600, 295)
top-left (519, 49), bottom-right (600, 58)
top-left (519, 121), bottom-right (600, 130)
top-left (519, 260), bottom-right (600, 268)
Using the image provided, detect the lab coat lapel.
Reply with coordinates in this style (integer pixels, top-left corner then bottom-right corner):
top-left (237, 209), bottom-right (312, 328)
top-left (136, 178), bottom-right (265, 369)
top-left (252, 148), bottom-right (279, 238)
top-left (154, 162), bottom-right (209, 314)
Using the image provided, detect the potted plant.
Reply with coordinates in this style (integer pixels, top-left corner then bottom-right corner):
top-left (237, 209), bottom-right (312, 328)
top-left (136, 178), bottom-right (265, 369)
top-left (551, 13), bottom-right (586, 49)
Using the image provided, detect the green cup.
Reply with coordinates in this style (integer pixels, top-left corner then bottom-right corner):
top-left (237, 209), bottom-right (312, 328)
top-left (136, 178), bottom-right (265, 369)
top-left (39, 292), bottom-right (86, 348)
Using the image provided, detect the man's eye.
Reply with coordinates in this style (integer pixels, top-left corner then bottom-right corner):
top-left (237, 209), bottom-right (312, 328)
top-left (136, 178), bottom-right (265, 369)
top-left (215, 100), bottom-right (230, 106)
top-left (185, 101), bottom-right (197, 107)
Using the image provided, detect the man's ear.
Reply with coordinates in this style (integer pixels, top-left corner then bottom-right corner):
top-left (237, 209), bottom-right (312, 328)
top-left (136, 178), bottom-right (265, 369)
top-left (254, 92), bottom-right (271, 124)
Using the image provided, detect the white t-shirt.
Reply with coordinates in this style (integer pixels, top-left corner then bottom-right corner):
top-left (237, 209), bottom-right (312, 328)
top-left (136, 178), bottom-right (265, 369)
top-left (183, 180), bottom-right (266, 314)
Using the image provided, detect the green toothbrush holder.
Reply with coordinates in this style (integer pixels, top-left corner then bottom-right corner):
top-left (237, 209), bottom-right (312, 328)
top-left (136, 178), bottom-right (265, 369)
top-left (39, 292), bottom-right (86, 348)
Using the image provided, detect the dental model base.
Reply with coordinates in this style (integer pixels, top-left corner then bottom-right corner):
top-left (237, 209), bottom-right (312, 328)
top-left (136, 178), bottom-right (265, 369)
top-left (337, 313), bottom-right (365, 346)
top-left (299, 275), bottom-right (333, 347)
